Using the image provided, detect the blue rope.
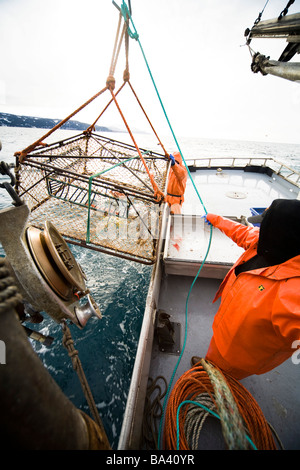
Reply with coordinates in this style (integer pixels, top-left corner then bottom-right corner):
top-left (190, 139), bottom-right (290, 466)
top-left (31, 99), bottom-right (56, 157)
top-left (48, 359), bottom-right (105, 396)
top-left (118, 0), bottom-right (214, 449)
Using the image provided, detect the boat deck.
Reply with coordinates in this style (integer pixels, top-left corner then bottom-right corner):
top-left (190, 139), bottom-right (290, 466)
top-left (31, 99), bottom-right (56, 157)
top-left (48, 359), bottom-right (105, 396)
top-left (119, 161), bottom-right (300, 450)
top-left (152, 274), bottom-right (300, 449)
top-left (154, 165), bottom-right (300, 450)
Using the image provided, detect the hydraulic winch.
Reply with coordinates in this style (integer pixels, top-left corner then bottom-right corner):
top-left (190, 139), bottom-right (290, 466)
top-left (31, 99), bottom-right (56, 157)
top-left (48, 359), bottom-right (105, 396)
top-left (0, 160), bottom-right (102, 329)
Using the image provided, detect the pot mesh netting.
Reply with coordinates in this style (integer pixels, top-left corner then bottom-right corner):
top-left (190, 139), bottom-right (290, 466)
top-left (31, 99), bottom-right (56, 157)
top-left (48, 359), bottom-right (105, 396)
top-left (16, 132), bottom-right (168, 264)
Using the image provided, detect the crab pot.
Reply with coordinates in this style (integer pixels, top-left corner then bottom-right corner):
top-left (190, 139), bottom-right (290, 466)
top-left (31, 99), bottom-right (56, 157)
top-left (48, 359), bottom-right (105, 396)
top-left (15, 132), bottom-right (168, 264)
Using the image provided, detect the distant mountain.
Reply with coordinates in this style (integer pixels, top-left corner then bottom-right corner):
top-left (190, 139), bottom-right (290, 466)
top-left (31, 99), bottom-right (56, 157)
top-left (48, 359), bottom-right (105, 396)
top-left (0, 112), bottom-right (112, 132)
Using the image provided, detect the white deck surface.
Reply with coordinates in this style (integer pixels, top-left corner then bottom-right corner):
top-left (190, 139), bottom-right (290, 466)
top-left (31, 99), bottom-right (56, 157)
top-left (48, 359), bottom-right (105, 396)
top-left (182, 167), bottom-right (298, 217)
top-left (164, 215), bottom-right (244, 263)
top-left (164, 167), bottom-right (299, 276)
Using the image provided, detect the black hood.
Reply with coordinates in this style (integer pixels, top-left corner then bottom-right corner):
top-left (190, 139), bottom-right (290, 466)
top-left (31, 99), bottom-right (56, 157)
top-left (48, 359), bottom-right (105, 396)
top-left (235, 198), bottom-right (300, 276)
top-left (257, 198), bottom-right (300, 265)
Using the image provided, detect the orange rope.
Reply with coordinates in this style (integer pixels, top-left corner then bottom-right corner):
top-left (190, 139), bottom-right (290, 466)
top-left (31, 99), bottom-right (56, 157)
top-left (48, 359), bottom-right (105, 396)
top-left (84, 81), bottom-right (126, 134)
top-left (109, 12), bottom-right (124, 78)
top-left (109, 87), bottom-right (165, 202)
top-left (163, 360), bottom-right (277, 450)
top-left (109, 12), bottom-right (127, 82)
top-left (104, 12), bottom-right (166, 202)
top-left (16, 7), bottom-right (167, 206)
top-left (16, 85), bottom-right (109, 163)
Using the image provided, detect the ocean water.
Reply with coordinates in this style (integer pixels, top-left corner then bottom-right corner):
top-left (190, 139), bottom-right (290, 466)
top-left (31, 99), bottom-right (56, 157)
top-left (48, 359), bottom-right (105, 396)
top-left (0, 126), bottom-right (300, 448)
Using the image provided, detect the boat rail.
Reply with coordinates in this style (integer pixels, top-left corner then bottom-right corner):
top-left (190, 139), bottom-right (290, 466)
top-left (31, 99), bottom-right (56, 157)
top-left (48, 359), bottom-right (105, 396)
top-left (186, 156), bottom-right (300, 188)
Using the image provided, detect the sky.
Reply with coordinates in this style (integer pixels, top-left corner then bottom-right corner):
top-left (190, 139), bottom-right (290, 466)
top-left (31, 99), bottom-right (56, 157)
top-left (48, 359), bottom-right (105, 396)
top-left (0, 0), bottom-right (299, 144)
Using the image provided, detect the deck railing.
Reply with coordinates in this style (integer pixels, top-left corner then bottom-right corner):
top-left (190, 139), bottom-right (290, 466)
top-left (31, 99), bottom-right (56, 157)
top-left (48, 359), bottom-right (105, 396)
top-left (185, 156), bottom-right (300, 188)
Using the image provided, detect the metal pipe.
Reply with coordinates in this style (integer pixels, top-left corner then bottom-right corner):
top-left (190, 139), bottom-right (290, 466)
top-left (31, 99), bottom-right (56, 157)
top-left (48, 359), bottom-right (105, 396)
top-left (251, 53), bottom-right (300, 82)
top-left (259, 60), bottom-right (300, 82)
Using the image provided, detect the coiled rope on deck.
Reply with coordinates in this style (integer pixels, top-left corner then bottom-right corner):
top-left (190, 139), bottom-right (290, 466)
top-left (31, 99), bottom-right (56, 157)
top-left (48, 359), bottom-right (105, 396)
top-left (163, 358), bottom-right (278, 450)
top-left (142, 376), bottom-right (168, 450)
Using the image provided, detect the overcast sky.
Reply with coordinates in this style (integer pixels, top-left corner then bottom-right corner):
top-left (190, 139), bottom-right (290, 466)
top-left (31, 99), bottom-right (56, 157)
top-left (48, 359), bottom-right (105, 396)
top-left (0, 0), bottom-right (299, 144)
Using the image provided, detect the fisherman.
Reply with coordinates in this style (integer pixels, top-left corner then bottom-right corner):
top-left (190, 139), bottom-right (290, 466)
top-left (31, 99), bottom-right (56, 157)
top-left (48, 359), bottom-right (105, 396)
top-left (202, 199), bottom-right (300, 380)
top-left (165, 152), bottom-right (187, 214)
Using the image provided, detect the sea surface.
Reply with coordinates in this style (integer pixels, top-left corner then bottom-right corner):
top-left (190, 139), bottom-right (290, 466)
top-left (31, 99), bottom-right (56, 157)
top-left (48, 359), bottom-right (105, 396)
top-left (0, 126), bottom-right (300, 448)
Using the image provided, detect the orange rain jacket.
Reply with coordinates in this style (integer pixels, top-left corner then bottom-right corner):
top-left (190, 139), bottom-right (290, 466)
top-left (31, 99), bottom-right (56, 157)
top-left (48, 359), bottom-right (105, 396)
top-left (165, 152), bottom-right (187, 213)
top-left (205, 213), bottom-right (300, 380)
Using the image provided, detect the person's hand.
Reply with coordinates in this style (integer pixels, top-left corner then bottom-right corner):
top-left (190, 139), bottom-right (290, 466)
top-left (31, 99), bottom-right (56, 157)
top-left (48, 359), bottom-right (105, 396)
top-left (169, 154), bottom-right (176, 166)
top-left (201, 215), bottom-right (211, 225)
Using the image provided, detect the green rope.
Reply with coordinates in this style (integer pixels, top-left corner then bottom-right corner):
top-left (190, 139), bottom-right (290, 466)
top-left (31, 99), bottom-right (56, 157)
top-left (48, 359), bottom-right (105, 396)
top-left (119, 0), bottom-right (208, 214)
top-left (157, 227), bottom-right (213, 449)
top-left (176, 400), bottom-right (257, 451)
top-left (118, 0), bottom-right (214, 449)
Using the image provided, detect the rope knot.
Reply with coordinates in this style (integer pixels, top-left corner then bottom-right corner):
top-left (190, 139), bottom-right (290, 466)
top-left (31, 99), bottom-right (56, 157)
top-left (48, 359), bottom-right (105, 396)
top-left (106, 75), bottom-right (116, 90)
top-left (64, 338), bottom-right (75, 348)
top-left (123, 69), bottom-right (130, 82)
